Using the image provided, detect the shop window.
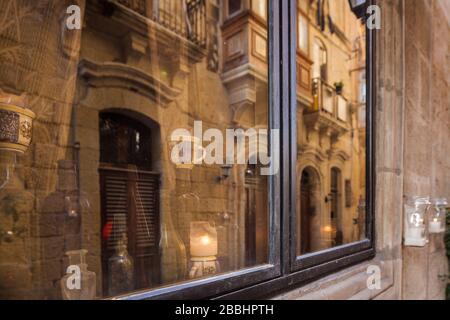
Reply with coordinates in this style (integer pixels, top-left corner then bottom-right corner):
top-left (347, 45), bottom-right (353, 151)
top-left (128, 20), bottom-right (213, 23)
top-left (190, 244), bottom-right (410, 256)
top-left (0, 0), bottom-right (374, 300)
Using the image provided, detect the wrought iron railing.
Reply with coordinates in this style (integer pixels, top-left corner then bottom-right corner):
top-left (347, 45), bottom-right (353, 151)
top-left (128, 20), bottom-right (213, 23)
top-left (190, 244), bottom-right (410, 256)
top-left (117, 0), bottom-right (207, 48)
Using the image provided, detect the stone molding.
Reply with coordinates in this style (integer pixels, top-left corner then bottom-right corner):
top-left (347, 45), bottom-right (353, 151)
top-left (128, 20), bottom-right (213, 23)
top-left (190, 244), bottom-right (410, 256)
top-left (78, 59), bottom-right (182, 106)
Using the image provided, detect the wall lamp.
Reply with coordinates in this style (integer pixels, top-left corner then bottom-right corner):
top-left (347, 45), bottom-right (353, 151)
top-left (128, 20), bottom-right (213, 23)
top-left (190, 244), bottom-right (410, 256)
top-left (348, 0), bottom-right (368, 20)
top-left (216, 164), bottom-right (233, 182)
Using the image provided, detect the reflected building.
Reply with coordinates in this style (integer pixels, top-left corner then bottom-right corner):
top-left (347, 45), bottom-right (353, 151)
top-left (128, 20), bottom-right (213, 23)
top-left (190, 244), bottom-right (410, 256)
top-left (295, 0), bottom-right (366, 254)
top-left (0, 0), bottom-right (366, 298)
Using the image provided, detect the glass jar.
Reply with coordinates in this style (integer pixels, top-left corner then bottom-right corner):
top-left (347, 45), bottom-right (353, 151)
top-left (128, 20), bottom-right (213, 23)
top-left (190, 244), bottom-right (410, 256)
top-left (60, 249), bottom-right (96, 300)
top-left (404, 196), bottom-right (430, 247)
top-left (188, 221), bottom-right (220, 279)
top-left (428, 198), bottom-right (447, 234)
top-left (108, 234), bottom-right (134, 296)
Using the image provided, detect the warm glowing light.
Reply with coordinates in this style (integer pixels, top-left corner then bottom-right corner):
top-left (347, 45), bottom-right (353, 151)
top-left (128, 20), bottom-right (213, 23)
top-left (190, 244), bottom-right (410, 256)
top-left (201, 235), bottom-right (210, 246)
top-left (323, 225), bottom-right (333, 233)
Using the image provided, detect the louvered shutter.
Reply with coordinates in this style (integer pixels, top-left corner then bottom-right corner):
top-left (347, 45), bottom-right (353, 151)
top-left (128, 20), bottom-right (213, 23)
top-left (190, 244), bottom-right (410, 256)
top-left (130, 171), bottom-right (160, 288)
top-left (100, 168), bottom-right (160, 295)
top-left (103, 171), bottom-right (129, 251)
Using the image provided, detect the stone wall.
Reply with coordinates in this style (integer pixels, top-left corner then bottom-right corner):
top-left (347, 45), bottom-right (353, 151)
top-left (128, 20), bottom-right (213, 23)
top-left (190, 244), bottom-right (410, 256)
top-left (402, 0), bottom-right (450, 300)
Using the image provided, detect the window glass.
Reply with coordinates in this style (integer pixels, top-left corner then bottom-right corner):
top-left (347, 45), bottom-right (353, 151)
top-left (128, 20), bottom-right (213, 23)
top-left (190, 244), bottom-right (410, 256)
top-left (251, 0), bottom-right (267, 19)
top-left (298, 13), bottom-right (308, 53)
top-left (0, 0), bottom-right (270, 299)
top-left (296, 0), bottom-right (367, 256)
top-left (228, 0), bottom-right (242, 16)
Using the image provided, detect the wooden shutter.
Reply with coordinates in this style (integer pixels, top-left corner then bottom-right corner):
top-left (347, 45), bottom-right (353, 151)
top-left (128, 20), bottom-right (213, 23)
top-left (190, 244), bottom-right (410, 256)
top-left (130, 171), bottom-right (160, 288)
top-left (100, 168), bottom-right (160, 295)
top-left (103, 171), bottom-right (129, 252)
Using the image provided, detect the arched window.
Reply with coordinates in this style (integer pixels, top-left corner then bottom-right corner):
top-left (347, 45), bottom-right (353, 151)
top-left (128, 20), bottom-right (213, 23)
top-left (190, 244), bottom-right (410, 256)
top-left (99, 112), bottom-right (161, 297)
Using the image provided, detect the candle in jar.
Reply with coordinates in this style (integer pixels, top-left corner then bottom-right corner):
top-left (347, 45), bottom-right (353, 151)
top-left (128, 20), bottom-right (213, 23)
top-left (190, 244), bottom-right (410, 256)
top-left (190, 222), bottom-right (218, 257)
top-left (429, 218), bottom-right (441, 233)
top-left (407, 226), bottom-right (422, 239)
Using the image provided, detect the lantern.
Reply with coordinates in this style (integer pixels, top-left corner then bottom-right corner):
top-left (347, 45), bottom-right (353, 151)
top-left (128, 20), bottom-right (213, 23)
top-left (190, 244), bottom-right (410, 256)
top-left (428, 198), bottom-right (447, 234)
top-left (404, 197), bottom-right (430, 247)
top-left (348, 0), bottom-right (368, 19)
top-left (189, 221), bottom-right (220, 278)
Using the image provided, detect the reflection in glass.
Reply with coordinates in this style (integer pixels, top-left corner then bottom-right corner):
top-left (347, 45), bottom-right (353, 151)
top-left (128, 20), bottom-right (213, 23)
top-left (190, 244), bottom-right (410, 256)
top-left (61, 249), bottom-right (96, 300)
top-left (296, 0), bottom-right (367, 256)
top-left (108, 234), bottom-right (134, 296)
top-left (0, 0), bottom-right (269, 299)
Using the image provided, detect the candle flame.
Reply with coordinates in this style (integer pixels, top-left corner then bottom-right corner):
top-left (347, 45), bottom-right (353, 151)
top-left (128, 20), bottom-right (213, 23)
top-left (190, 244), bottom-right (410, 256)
top-left (201, 235), bottom-right (210, 246)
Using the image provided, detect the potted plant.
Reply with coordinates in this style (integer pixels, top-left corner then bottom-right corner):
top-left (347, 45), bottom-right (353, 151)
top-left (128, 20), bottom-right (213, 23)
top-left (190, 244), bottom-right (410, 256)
top-left (334, 81), bottom-right (344, 95)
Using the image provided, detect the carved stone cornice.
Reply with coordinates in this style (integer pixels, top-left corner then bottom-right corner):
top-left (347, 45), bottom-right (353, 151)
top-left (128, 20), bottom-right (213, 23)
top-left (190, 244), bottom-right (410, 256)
top-left (298, 144), bottom-right (327, 162)
top-left (78, 59), bottom-right (182, 106)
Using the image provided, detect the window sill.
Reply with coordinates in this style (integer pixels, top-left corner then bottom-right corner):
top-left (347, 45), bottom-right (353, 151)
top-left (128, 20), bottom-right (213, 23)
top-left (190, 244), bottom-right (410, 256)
top-left (271, 254), bottom-right (399, 300)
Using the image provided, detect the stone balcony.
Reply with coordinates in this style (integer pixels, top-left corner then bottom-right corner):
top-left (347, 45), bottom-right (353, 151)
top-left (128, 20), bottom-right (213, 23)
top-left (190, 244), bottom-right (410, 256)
top-left (303, 78), bottom-right (350, 140)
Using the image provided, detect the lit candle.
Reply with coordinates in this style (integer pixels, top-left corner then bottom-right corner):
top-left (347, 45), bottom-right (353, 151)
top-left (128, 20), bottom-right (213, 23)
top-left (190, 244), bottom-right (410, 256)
top-left (190, 222), bottom-right (218, 258)
top-left (429, 218), bottom-right (441, 234)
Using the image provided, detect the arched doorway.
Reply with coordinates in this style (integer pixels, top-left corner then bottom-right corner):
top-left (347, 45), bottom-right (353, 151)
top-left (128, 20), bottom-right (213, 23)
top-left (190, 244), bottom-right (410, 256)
top-left (99, 111), bottom-right (161, 296)
top-left (298, 167), bottom-right (321, 255)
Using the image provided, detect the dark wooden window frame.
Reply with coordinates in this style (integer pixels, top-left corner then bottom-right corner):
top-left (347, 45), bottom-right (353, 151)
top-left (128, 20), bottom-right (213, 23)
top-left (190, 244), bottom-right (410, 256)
top-left (288, 0), bottom-right (376, 275)
top-left (113, 0), bottom-right (375, 300)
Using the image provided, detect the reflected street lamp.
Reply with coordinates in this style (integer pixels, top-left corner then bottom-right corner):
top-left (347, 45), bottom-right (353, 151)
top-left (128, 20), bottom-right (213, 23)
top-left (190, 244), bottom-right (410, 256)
top-left (348, 0), bottom-right (368, 19)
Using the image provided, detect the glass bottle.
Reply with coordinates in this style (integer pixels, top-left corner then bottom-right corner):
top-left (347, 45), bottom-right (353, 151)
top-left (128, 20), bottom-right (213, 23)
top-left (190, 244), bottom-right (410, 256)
top-left (0, 150), bottom-right (34, 299)
top-left (404, 196), bottom-right (429, 247)
top-left (108, 234), bottom-right (134, 296)
top-left (57, 160), bottom-right (90, 251)
top-left (60, 249), bottom-right (96, 300)
top-left (159, 168), bottom-right (196, 284)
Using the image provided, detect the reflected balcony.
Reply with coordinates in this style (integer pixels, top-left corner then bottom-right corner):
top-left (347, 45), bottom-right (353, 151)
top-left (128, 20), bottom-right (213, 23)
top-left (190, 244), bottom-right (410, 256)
top-left (116, 0), bottom-right (207, 49)
top-left (303, 78), bottom-right (350, 139)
